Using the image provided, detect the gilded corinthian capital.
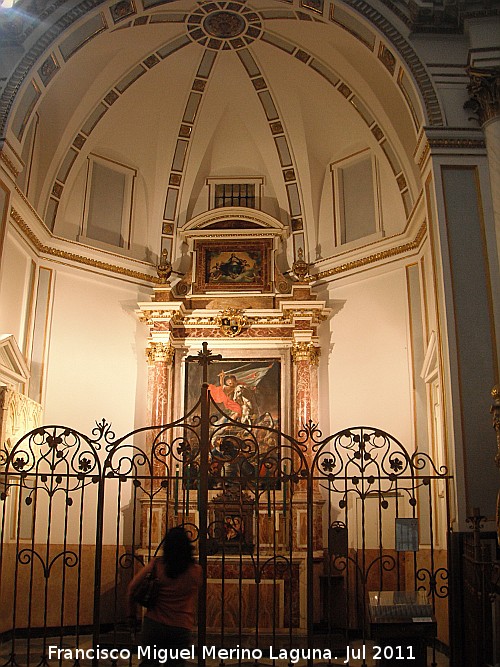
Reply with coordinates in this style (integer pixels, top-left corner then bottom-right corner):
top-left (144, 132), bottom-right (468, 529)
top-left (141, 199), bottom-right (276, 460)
top-left (146, 342), bottom-right (175, 365)
top-left (465, 67), bottom-right (500, 125)
top-left (291, 342), bottom-right (320, 365)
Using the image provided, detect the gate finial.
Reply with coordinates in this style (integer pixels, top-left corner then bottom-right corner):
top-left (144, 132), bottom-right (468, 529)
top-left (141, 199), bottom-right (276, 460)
top-left (186, 341), bottom-right (222, 383)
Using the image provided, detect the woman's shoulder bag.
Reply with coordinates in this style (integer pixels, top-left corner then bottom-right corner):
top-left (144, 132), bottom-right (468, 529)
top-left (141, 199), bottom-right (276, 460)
top-left (132, 559), bottom-right (161, 609)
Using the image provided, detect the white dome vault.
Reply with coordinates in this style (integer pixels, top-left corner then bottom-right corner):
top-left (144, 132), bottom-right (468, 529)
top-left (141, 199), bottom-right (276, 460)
top-left (0, 0), bottom-right (444, 277)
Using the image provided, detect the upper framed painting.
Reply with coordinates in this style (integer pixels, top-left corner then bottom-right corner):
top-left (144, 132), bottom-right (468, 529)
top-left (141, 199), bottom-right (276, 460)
top-left (193, 238), bottom-right (273, 293)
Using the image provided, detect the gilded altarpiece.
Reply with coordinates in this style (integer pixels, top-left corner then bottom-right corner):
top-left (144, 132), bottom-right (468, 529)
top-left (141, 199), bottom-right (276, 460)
top-left (137, 211), bottom-right (331, 634)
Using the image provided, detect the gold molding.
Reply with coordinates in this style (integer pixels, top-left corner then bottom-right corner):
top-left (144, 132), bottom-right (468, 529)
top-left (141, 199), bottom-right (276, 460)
top-left (416, 136), bottom-right (486, 171)
top-left (429, 139), bottom-right (486, 150)
top-left (491, 384), bottom-right (500, 544)
top-left (424, 172), bottom-right (451, 498)
top-left (417, 142), bottom-right (430, 171)
top-left (428, 138), bottom-right (486, 150)
top-left (13, 182), bottom-right (45, 223)
top-left (282, 308), bottom-right (327, 324)
top-left (146, 342), bottom-right (175, 365)
top-left (291, 342), bottom-right (320, 365)
top-left (140, 303), bottom-right (330, 329)
top-left (23, 259), bottom-right (37, 357)
top-left (315, 221), bottom-right (426, 280)
top-left (10, 206), bottom-right (156, 284)
top-left (176, 313), bottom-right (293, 327)
top-left (139, 310), bottom-right (178, 325)
top-left (36, 267), bottom-right (53, 405)
top-left (0, 152), bottom-right (20, 179)
top-left (405, 262), bottom-right (419, 451)
top-left (9, 203), bottom-right (427, 289)
top-left (172, 313), bottom-right (323, 327)
top-left (0, 178), bottom-right (9, 262)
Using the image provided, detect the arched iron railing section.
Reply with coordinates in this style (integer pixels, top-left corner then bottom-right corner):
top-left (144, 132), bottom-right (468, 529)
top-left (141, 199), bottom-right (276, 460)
top-left (0, 423), bottom-right (104, 667)
top-left (0, 410), bottom-right (452, 667)
top-left (182, 393), bottom-right (313, 656)
top-left (307, 423), bottom-right (451, 666)
top-left (0, 401), bottom-right (208, 667)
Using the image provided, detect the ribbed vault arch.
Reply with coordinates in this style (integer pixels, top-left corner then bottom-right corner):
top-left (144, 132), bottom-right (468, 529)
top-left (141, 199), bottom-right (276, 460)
top-left (0, 0), bottom-right (437, 268)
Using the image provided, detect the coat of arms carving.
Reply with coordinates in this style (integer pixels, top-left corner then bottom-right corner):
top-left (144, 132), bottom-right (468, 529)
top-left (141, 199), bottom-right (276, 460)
top-left (216, 309), bottom-right (248, 337)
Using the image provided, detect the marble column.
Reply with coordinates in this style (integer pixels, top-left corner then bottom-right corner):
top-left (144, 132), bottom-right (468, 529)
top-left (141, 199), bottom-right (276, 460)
top-left (466, 67), bottom-right (500, 264)
top-left (291, 341), bottom-right (320, 434)
top-left (291, 340), bottom-right (321, 485)
top-left (146, 340), bottom-right (175, 477)
top-left (290, 339), bottom-right (324, 555)
top-left (138, 340), bottom-right (176, 547)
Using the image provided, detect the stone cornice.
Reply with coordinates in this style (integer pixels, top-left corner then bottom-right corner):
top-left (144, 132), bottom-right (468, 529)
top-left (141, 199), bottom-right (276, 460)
top-left (376, 0), bottom-right (500, 33)
top-left (180, 207), bottom-right (289, 238)
top-left (0, 1), bottom-right (77, 46)
top-left (312, 220), bottom-right (426, 281)
top-left (343, 0), bottom-right (443, 125)
top-left (137, 302), bottom-right (331, 335)
top-left (10, 206), bottom-right (157, 284)
top-left (414, 127), bottom-right (487, 171)
top-left (136, 302), bottom-right (186, 326)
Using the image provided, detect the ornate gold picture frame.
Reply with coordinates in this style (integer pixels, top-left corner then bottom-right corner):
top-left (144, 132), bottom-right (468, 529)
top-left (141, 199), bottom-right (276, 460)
top-left (193, 238), bottom-right (272, 292)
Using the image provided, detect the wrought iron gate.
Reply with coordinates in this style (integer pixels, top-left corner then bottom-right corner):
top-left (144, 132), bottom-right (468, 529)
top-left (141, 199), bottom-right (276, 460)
top-left (1, 380), bottom-right (452, 666)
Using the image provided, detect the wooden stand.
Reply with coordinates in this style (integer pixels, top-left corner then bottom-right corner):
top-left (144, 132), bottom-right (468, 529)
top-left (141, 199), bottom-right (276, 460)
top-left (368, 591), bottom-right (436, 667)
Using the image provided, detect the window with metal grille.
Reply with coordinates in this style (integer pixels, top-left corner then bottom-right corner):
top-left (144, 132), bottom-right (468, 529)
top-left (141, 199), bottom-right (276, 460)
top-left (214, 183), bottom-right (256, 208)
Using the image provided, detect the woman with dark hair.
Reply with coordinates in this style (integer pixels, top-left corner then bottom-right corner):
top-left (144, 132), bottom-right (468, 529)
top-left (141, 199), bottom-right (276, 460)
top-left (128, 526), bottom-right (203, 667)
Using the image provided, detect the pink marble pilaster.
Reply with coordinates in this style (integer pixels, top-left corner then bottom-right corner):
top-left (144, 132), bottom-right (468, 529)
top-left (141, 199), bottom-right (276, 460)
top-left (146, 342), bottom-right (175, 478)
top-left (291, 341), bottom-right (320, 487)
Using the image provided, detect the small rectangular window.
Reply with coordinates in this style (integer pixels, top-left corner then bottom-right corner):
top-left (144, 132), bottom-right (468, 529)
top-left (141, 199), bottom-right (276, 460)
top-left (331, 150), bottom-right (382, 248)
top-left (339, 158), bottom-right (376, 244)
top-left (87, 162), bottom-right (126, 246)
top-left (214, 183), bottom-right (256, 208)
top-left (81, 154), bottom-right (136, 251)
top-left (207, 177), bottom-right (263, 210)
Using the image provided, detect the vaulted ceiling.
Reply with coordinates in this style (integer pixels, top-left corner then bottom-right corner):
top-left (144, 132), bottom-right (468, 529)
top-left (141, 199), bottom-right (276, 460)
top-left (1, 0), bottom-right (437, 268)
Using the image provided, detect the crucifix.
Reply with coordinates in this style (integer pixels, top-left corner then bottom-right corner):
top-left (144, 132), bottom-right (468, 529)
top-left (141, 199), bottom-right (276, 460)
top-left (185, 342), bottom-right (222, 654)
top-left (186, 341), bottom-right (222, 383)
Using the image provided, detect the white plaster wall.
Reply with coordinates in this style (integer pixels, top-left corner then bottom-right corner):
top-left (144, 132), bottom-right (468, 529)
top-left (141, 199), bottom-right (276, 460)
top-left (0, 251), bottom-right (152, 543)
top-left (320, 264), bottom-right (413, 448)
top-left (0, 228), bottom-right (34, 349)
top-left (39, 265), bottom-right (151, 543)
top-left (43, 266), bottom-right (149, 432)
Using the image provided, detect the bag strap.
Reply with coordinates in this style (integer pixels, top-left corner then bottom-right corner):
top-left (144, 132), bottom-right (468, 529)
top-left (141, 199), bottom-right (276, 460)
top-left (150, 556), bottom-right (162, 578)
